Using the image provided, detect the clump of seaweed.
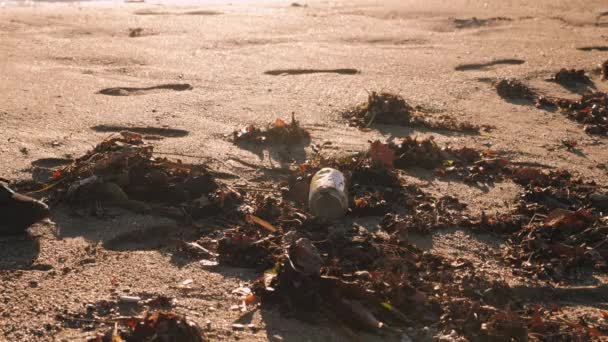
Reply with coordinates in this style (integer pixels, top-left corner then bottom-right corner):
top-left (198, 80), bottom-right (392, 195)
top-left (233, 113), bottom-right (311, 145)
top-left (343, 92), bottom-right (481, 133)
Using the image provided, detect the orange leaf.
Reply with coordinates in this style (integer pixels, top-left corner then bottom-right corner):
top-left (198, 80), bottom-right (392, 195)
top-left (244, 293), bottom-right (258, 305)
top-left (274, 119), bottom-right (287, 127)
top-left (369, 140), bottom-right (396, 169)
top-left (246, 214), bottom-right (279, 232)
top-left (51, 170), bottom-right (62, 180)
top-left (355, 197), bottom-right (368, 208)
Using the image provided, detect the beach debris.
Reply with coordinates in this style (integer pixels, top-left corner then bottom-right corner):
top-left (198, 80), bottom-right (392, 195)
top-left (602, 60), bottom-right (608, 80)
top-left (128, 28), bottom-right (144, 37)
top-left (382, 137), bottom-right (508, 184)
top-left (31, 132), bottom-right (236, 220)
top-left (495, 79), bottom-right (536, 100)
top-left (308, 168), bottom-right (348, 220)
top-left (0, 180), bottom-right (49, 235)
top-left (479, 169), bottom-right (608, 280)
top-left (553, 92), bottom-right (608, 135)
top-left (246, 214), bottom-right (280, 233)
top-left (119, 296), bottom-right (141, 304)
top-left (38, 123), bottom-right (605, 340)
top-left (288, 238), bottom-right (322, 276)
top-left (369, 140), bottom-right (396, 169)
top-left (343, 92), bottom-right (480, 133)
top-left (144, 138), bottom-right (606, 340)
top-left (116, 311), bottom-right (206, 342)
top-left (552, 68), bottom-right (592, 86)
top-left (216, 230), bottom-right (279, 268)
top-left (233, 113), bottom-right (310, 146)
top-left (343, 92), bottom-right (413, 127)
top-left (495, 73), bottom-right (607, 135)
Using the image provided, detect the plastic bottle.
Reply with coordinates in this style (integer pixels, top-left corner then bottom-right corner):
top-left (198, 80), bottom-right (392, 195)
top-left (308, 168), bottom-right (348, 220)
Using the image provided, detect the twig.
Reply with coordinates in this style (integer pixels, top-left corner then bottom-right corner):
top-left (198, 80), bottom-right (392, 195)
top-left (365, 109), bottom-right (378, 128)
top-left (24, 178), bottom-right (65, 195)
top-left (246, 214), bottom-right (280, 232)
top-left (231, 185), bottom-right (277, 193)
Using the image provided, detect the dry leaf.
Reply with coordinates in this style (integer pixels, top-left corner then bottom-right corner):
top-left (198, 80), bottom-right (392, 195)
top-left (369, 140), bottom-right (396, 169)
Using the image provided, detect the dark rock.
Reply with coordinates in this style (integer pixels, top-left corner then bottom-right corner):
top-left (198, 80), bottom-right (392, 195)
top-left (0, 181), bottom-right (49, 235)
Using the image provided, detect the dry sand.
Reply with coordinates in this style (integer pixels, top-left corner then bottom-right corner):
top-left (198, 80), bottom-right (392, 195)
top-left (1, 0), bottom-right (608, 340)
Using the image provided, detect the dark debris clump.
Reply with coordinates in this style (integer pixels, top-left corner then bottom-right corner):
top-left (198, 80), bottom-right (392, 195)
top-left (479, 168), bottom-right (608, 281)
top-left (555, 92), bottom-right (608, 135)
top-left (343, 91), bottom-right (413, 127)
top-left (553, 68), bottom-right (592, 86)
top-left (34, 131), bottom-right (240, 221)
top-left (495, 79), bottom-right (537, 100)
top-left (343, 91), bottom-right (481, 133)
top-left (233, 113), bottom-right (311, 145)
top-left (370, 137), bottom-right (509, 185)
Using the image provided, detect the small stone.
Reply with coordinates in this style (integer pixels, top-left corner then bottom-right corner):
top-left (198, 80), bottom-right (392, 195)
top-left (119, 296), bottom-right (141, 303)
top-left (232, 323), bottom-right (245, 330)
top-left (272, 335), bottom-right (283, 342)
top-left (29, 281), bottom-right (38, 288)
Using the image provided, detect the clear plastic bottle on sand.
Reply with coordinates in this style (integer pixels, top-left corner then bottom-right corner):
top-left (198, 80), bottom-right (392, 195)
top-left (308, 168), bottom-right (348, 220)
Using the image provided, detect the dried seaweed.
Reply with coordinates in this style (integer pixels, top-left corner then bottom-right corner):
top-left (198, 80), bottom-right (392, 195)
top-left (495, 79), bottom-right (537, 100)
top-left (343, 92), bottom-right (481, 133)
top-left (554, 92), bottom-right (608, 135)
top-left (37, 131), bottom-right (236, 220)
top-left (553, 68), bottom-right (592, 86)
top-left (233, 113), bottom-right (310, 145)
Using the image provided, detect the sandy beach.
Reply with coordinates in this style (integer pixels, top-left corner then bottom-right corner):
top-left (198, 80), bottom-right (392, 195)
top-left (1, 0), bottom-right (608, 340)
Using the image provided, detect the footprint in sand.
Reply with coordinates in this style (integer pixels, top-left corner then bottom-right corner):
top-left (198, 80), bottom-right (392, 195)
top-left (264, 69), bottom-right (359, 76)
top-left (577, 46), bottom-right (608, 52)
top-left (134, 9), bottom-right (222, 16)
top-left (97, 83), bottom-right (192, 96)
top-left (452, 17), bottom-right (513, 29)
top-left (91, 125), bottom-right (189, 138)
top-left (455, 59), bottom-right (525, 71)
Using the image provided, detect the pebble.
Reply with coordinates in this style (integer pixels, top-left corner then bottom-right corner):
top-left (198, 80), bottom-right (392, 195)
top-left (119, 295), bottom-right (141, 303)
top-left (231, 323), bottom-right (245, 330)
